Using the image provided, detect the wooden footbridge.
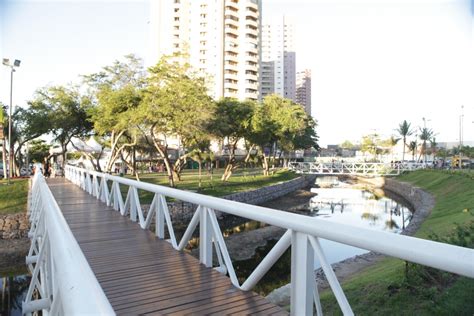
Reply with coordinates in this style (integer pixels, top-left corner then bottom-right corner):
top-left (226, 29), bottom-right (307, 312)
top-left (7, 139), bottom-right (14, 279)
top-left (22, 166), bottom-right (474, 315)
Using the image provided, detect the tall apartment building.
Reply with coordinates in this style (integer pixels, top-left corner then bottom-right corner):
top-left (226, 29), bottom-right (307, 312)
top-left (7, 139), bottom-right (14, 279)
top-left (261, 16), bottom-right (295, 101)
top-left (296, 69), bottom-right (311, 115)
top-left (150, 0), bottom-right (262, 101)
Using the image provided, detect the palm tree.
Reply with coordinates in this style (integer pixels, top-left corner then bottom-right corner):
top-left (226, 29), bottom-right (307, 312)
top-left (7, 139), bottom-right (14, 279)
top-left (396, 120), bottom-right (413, 162)
top-left (419, 127), bottom-right (434, 163)
top-left (409, 141), bottom-right (417, 161)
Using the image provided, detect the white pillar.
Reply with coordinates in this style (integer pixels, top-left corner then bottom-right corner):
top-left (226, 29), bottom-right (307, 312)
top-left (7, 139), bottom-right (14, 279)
top-left (291, 231), bottom-right (314, 315)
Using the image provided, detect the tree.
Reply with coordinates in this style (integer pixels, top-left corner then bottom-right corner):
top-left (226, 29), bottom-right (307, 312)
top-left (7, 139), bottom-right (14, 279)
top-left (340, 140), bottom-right (355, 150)
top-left (140, 55), bottom-right (215, 186)
top-left (29, 85), bottom-right (93, 170)
top-left (27, 139), bottom-right (51, 163)
top-left (360, 133), bottom-right (382, 161)
top-left (9, 106), bottom-right (51, 174)
top-left (396, 120), bottom-right (414, 162)
top-left (418, 127), bottom-right (434, 162)
top-left (248, 95), bottom-right (318, 175)
top-left (83, 54), bottom-right (145, 173)
top-left (409, 141), bottom-right (417, 161)
top-left (210, 98), bottom-right (255, 181)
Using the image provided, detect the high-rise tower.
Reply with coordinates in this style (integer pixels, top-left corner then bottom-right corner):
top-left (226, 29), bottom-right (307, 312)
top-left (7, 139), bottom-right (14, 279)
top-left (261, 16), bottom-right (295, 101)
top-left (151, 0), bottom-right (262, 101)
top-left (296, 69), bottom-right (311, 115)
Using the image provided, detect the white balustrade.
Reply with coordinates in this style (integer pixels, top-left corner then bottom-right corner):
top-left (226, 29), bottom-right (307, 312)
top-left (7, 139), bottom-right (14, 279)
top-left (62, 165), bottom-right (473, 316)
top-left (23, 169), bottom-right (114, 315)
top-left (289, 161), bottom-right (427, 176)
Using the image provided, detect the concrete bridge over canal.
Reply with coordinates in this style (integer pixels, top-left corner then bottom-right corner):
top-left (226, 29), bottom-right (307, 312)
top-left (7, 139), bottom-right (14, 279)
top-left (22, 165), bottom-right (473, 315)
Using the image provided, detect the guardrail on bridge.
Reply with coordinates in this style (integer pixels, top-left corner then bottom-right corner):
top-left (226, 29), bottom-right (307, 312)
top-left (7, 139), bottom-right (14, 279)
top-left (288, 161), bottom-right (427, 176)
top-left (63, 165), bottom-right (473, 315)
top-left (23, 170), bottom-right (114, 315)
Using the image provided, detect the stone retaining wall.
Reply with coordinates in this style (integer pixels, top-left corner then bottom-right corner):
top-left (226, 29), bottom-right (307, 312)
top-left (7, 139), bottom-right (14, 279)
top-left (356, 176), bottom-right (435, 236)
top-left (0, 213), bottom-right (29, 240)
top-left (167, 174), bottom-right (317, 223)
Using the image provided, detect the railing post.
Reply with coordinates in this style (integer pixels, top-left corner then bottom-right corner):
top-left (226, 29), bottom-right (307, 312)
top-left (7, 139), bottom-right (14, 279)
top-left (199, 206), bottom-right (213, 267)
top-left (291, 230), bottom-right (314, 316)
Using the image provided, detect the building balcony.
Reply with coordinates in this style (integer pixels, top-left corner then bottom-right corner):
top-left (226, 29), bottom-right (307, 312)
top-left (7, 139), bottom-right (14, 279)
top-left (224, 63), bottom-right (239, 72)
top-left (224, 81), bottom-right (239, 90)
top-left (224, 72), bottom-right (238, 81)
top-left (225, 43), bottom-right (239, 54)
top-left (245, 72), bottom-right (258, 81)
top-left (224, 16), bottom-right (239, 27)
top-left (225, 26), bottom-right (239, 37)
top-left (224, 89), bottom-right (239, 98)
top-left (245, 91), bottom-right (259, 100)
top-left (245, 17), bottom-right (258, 28)
top-left (225, 1), bottom-right (239, 11)
top-left (224, 53), bottom-right (239, 63)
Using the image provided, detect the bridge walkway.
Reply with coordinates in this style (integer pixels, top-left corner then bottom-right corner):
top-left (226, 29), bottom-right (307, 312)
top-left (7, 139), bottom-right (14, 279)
top-left (46, 178), bottom-right (287, 315)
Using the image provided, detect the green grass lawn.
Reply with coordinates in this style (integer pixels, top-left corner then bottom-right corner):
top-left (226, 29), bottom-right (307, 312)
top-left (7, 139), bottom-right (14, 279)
top-left (123, 168), bottom-right (298, 203)
top-left (319, 170), bottom-right (474, 315)
top-left (0, 179), bottom-right (29, 215)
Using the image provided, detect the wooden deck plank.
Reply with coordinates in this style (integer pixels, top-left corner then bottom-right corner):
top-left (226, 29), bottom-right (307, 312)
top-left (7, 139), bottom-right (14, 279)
top-left (46, 178), bottom-right (287, 315)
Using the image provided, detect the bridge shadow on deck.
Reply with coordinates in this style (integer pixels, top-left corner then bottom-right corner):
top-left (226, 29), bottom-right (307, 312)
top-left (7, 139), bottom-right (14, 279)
top-left (47, 178), bottom-right (287, 315)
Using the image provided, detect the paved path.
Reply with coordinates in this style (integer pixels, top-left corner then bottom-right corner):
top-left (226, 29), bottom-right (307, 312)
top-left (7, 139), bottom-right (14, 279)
top-left (47, 178), bottom-right (287, 315)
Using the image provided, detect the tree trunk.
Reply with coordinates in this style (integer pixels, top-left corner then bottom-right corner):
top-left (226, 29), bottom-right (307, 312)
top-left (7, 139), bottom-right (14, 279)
top-left (60, 143), bottom-right (68, 172)
top-left (243, 144), bottom-right (255, 165)
top-left (221, 141), bottom-right (238, 181)
top-left (173, 153), bottom-right (191, 182)
top-left (1, 137), bottom-right (7, 179)
top-left (402, 137), bottom-right (406, 162)
top-left (132, 146), bottom-right (137, 176)
top-left (262, 154), bottom-right (270, 176)
top-left (198, 161), bottom-right (202, 189)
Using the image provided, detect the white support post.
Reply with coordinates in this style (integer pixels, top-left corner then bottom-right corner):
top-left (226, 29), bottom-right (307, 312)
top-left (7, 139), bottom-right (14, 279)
top-left (155, 195), bottom-right (165, 238)
top-left (199, 207), bottom-right (213, 267)
top-left (290, 231), bottom-right (314, 316)
top-left (309, 236), bottom-right (353, 315)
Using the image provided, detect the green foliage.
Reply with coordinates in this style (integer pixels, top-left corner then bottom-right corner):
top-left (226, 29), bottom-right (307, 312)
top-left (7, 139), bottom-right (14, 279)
top-left (83, 54), bottom-right (145, 171)
top-left (211, 98), bottom-right (254, 143)
top-left (340, 140), bottom-right (355, 149)
top-left (0, 179), bottom-right (28, 214)
top-left (27, 140), bottom-right (50, 163)
top-left (28, 85), bottom-right (92, 164)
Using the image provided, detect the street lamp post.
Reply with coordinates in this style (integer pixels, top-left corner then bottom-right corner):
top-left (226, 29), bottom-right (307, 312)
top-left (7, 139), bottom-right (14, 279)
top-left (2, 58), bottom-right (21, 183)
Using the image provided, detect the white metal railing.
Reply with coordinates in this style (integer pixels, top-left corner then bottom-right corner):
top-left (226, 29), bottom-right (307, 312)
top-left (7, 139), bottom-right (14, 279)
top-left (64, 165), bottom-right (474, 316)
top-left (288, 161), bottom-right (427, 176)
top-left (23, 169), bottom-right (115, 315)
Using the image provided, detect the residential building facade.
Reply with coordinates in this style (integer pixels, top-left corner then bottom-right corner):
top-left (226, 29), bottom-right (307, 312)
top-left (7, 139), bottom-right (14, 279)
top-left (296, 69), bottom-right (312, 115)
top-left (151, 0), bottom-right (262, 101)
top-left (260, 16), bottom-right (295, 101)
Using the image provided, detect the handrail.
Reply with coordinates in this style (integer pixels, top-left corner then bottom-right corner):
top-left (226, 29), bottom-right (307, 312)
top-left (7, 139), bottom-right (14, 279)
top-left (288, 161), bottom-right (427, 176)
top-left (65, 165), bottom-right (474, 315)
top-left (23, 169), bottom-right (115, 315)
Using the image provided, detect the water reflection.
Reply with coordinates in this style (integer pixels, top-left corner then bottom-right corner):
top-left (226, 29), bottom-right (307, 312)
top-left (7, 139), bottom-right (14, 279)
top-left (309, 188), bottom-right (412, 233)
top-left (1, 274), bottom-right (30, 316)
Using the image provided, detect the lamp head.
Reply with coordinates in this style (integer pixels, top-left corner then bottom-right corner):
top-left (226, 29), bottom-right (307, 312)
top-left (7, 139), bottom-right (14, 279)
top-left (2, 58), bottom-right (9, 66)
top-left (14, 60), bottom-right (21, 67)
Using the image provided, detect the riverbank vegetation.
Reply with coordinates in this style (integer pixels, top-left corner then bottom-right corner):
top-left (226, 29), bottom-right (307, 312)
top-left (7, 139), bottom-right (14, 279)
top-left (0, 179), bottom-right (28, 215)
top-left (127, 168), bottom-right (298, 203)
top-left (319, 170), bottom-right (474, 315)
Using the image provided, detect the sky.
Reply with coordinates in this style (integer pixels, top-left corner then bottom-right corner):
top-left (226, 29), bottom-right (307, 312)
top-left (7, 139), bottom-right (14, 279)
top-left (0, 0), bottom-right (473, 147)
